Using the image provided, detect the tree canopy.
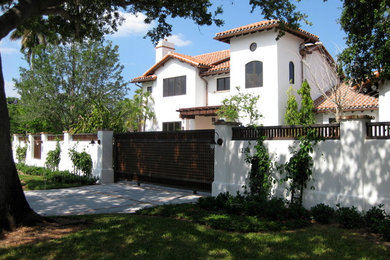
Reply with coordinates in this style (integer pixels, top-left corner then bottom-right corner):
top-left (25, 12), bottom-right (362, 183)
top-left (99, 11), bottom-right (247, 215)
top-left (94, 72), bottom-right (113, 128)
top-left (14, 40), bottom-right (128, 133)
top-left (339, 0), bottom-right (389, 84)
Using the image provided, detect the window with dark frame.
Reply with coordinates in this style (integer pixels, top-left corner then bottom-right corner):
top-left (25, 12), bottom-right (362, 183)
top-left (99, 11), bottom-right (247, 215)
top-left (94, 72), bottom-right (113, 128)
top-left (289, 61), bottom-right (295, 84)
top-left (245, 61), bottom-right (263, 88)
top-left (163, 75), bottom-right (186, 97)
top-left (217, 77), bottom-right (230, 91)
top-left (146, 86), bottom-right (152, 93)
top-left (162, 121), bottom-right (182, 131)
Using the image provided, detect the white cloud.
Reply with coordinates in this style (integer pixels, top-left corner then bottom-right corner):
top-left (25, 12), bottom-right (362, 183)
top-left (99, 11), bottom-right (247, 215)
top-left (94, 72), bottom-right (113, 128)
top-left (113, 12), bottom-right (153, 37)
top-left (0, 38), bottom-right (19, 54)
top-left (166, 34), bottom-right (192, 47)
top-left (0, 46), bottom-right (18, 54)
top-left (4, 80), bottom-right (19, 98)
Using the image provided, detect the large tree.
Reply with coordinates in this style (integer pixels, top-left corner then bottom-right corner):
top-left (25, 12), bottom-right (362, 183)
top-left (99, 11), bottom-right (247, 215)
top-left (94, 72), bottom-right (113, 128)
top-left (14, 40), bottom-right (127, 133)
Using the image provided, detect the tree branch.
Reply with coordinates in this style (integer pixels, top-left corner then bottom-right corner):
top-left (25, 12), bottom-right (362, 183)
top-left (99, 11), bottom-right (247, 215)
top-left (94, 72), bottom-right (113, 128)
top-left (0, 0), bottom-right (63, 40)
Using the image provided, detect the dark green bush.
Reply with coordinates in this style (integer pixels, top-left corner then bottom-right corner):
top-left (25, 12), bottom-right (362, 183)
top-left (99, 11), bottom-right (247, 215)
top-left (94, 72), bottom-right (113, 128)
top-left (197, 196), bottom-right (218, 211)
top-left (48, 171), bottom-right (97, 185)
top-left (380, 219), bottom-right (390, 241)
top-left (311, 203), bottom-right (335, 224)
top-left (364, 204), bottom-right (387, 233)
top-left (262, 197), bottom-right (288, 220)
top-left (286, 202), bottom-right (311, 220)
top-left (16, 163), bottom-right (97, 185)
top-left (16, 164), bottom-right (51, 176)
top-left (336, 205), bottom-right (364, 229)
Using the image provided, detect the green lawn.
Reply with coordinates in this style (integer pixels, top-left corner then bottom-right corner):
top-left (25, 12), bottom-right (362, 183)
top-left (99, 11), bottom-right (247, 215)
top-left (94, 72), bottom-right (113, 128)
top-left (1, 212), bottom-right (389, 260)
top-left (19, 174), bottom-right (90, 190)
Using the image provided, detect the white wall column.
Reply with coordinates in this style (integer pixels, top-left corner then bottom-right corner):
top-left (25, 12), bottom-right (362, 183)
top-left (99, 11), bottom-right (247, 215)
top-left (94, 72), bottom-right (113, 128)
top-left (212, 121), bottom-right (246, 196)
top-left (95, 130), bottom-right (114, 184)
top-left (338, 115), bottom-right (371, 209)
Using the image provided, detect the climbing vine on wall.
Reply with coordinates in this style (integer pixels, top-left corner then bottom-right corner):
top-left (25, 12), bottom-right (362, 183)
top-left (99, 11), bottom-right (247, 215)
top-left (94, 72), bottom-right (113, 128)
top-left (68, 147), bottom-right (93, 177)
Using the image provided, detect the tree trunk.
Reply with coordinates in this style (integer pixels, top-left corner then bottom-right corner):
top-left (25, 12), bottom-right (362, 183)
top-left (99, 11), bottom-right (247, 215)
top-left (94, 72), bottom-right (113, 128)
top-left (0, 53), bottom-right (42, 232)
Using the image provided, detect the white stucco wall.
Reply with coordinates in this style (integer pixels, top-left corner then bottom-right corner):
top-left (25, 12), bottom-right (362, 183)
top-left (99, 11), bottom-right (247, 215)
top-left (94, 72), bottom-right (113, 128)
top-left (229, 30), bottom-right (279, 126)
top-left (379, 80), bottom-right (390, 121)
top-left (213, 119), bottom-right (390, 212)
top-left (205, 73), bottom-right (232, 106)
top-left (276, 33), bottom-right (304, 125)
top-left (13, 133), bottom-right (98, 176)
top-left (144, 59), bottom-right (206, 131)
top-left (303, 49), bottom-right (338, 101)
top-left (13, 131), bottom-right (114, 183)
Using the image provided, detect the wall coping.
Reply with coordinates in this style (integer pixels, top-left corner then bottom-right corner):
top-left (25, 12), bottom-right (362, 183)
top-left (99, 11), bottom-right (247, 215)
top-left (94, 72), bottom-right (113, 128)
top-left (340, 115), bottom-right (374, 120)
top-left (214, 120), bottom-right (242, 126)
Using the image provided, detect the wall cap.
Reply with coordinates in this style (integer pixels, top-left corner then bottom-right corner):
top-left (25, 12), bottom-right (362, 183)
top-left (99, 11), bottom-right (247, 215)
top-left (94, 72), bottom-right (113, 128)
top-left (214, 120), bottom-right (242, 126)
top-left (341, 115), bottom-right (374, 121)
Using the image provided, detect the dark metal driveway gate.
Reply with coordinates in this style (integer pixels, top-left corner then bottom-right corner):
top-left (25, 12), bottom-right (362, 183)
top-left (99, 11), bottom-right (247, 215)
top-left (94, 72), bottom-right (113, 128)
top-left (114, 130), bottom-right (214, 191)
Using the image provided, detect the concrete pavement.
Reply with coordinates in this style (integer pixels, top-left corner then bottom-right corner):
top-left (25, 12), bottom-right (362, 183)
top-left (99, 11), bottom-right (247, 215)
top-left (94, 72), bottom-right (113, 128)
top-left (24, 181), bottom-right (209, 216)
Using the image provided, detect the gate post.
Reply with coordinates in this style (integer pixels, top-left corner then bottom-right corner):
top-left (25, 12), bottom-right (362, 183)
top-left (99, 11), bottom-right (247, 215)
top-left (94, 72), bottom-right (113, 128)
top-left (96, 129), bottom-right (114, 184)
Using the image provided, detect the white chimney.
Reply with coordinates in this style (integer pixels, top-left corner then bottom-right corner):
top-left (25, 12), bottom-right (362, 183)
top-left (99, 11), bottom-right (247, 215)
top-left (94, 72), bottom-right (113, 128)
top-left (155, 39), bottom-right (175, 63)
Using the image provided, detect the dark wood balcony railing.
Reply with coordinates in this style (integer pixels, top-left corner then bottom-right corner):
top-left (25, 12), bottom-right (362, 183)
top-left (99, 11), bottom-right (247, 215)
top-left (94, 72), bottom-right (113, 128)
top-left (232, 124), bottom-right (340, 140)
top-left (366, 122), bottom-right (390, 139)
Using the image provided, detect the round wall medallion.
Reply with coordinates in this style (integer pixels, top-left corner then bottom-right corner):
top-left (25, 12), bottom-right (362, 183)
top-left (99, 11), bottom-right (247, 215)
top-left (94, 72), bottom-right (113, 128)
top-left (250, 42), bottom-right (257, 52)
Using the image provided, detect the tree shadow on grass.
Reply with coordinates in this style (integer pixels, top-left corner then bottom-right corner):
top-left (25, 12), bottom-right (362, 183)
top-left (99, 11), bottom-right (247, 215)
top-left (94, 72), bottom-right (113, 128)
top-left (1, 214), bottom-right (389, 260)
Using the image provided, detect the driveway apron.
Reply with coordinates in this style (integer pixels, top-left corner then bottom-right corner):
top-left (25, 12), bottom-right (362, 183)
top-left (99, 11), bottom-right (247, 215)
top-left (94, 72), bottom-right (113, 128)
top-left (24, 181), bottom-right (208, 216)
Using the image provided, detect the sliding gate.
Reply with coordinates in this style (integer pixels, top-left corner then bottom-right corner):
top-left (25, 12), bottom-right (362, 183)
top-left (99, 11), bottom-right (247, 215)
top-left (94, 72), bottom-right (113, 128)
top-left (114, 130), bottom-right (214, 191)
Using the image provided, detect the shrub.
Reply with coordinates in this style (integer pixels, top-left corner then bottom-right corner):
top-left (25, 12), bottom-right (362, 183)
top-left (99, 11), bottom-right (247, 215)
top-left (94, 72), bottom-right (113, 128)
top-left (16, 163), bottom-right (97, 185)
top-left (364, 204), bottom-right (387, 233)
top-left (45, 142), bottom-right (61, 170)
top-left (16, 164), bottom-right (51, 176)
top-left (16, 146), bottom-right (27, 163)
top-left (69, 147), bottom-right (93, 176)
top-left (286, 202), bottom-right (311, 220)
top-left (197, 196), bottom-right (218, 211)
top-left (380, 219), bottom-right (390, 241)
top-left (311, 203), bottom-right (335, 224)
top-left (336, 205), bottom-right (364, 229)
top-left (262, 197), bottom-right (287, 220)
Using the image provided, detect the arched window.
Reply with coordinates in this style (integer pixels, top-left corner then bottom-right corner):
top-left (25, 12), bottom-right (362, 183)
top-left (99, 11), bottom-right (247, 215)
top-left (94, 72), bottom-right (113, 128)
top-left (289, 61), bottom-right (295, 84)
top-left (245, 61), bottom-right (263, 88)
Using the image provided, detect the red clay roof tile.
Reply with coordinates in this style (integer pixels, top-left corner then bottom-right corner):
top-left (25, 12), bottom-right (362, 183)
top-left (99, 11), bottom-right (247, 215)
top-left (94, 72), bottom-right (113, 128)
top-left (214, 20), bottom-right (319, 43)
top-left (314, 84), bottom-right (378, 112)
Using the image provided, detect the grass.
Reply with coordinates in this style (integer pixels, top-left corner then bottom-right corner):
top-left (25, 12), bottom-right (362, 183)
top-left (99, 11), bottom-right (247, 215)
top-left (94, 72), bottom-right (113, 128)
top-left (18, 173), bottom-right (92, 191)
top-left (0, 213), bottom-right (389, 260)
top-left (137, 203), bottom-right (309, 232)
top-left (0, 214), bottom-right (390, 259)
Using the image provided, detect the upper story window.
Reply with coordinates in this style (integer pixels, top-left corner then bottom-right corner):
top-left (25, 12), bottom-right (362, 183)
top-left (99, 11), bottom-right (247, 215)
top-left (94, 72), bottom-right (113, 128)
top-left (146, 86), bottom-right (152, 93)
top-left (217, 77), bottom-right (230, 91)
top-left (289, 61), bottom-right (295, 84)
top-left (163, 75), bottom-right (186, 97)
top-left (245, 61), bottom-right (263, 88)
top-left (163, 121), bottom-right (182, 131)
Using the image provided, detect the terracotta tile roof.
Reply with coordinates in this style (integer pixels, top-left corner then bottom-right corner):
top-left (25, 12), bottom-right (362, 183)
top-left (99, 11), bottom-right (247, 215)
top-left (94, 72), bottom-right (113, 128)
top-left (200, 60), bottom-right (230, 76)
top-left (314, 84), bottom-right (378, 113)
top-left (132, 50), bottom-right (231, 82)
top-left (193, 50), bottom-right (230, 65)
top-left (131, 75), bottom-right (157, 83)
top-left (214, 20), bottom-right (319, 43)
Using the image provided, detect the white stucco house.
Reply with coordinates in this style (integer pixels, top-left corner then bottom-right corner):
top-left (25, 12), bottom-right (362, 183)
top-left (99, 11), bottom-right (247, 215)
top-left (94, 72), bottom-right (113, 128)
top-left (132, 20), bottom-right (384, 130)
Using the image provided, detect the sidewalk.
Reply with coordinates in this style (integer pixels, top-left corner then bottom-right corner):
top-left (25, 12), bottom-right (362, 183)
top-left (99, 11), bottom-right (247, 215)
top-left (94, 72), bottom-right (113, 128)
top-left (25, 181), bottom-right (209, 216)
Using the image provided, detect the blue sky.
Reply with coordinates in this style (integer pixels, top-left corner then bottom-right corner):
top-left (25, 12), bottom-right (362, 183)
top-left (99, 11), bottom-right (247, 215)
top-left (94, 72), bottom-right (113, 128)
top-left (0, 0), bottom-right (346, 98)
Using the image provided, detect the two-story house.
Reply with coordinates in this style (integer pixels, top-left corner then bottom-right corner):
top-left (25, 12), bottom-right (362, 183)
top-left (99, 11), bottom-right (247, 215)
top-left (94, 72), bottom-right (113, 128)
top-left (132, 20), bottom-right (382, 130)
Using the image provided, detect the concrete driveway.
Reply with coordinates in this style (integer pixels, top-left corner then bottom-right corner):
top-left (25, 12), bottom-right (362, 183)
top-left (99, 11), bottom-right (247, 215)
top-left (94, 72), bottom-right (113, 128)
top-left (25, 181), bottom-right (209, 216)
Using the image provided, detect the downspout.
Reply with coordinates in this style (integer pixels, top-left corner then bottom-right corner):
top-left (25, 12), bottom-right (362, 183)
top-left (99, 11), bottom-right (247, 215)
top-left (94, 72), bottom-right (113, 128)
top-left (200, 74), bottom-right (209, 106)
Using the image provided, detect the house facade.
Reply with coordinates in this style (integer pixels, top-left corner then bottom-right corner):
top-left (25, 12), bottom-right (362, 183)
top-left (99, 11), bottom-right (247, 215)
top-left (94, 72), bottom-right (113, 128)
top-left (132, 20), bottom-right (380, 131)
